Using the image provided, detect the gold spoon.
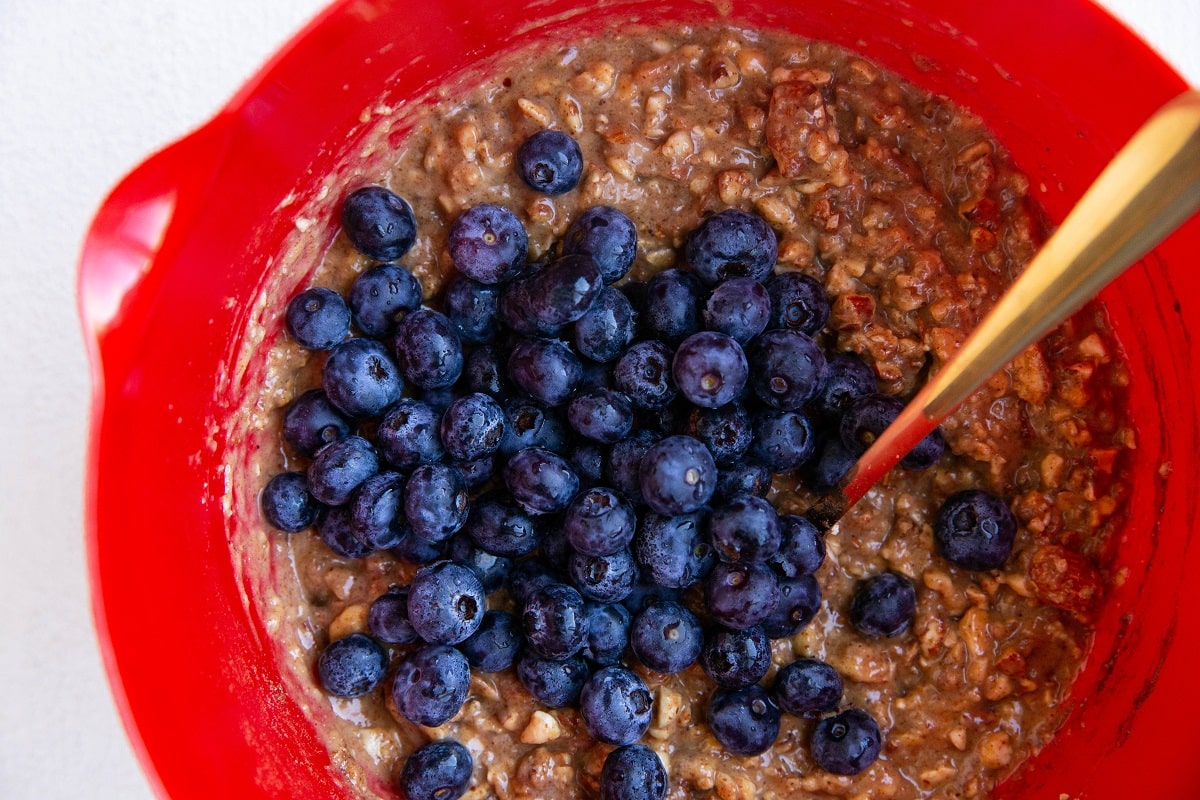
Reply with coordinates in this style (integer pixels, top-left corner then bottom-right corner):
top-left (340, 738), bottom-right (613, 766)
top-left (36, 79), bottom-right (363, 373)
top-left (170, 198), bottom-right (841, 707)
top-left (808, 89), bottom-right (1200, 529)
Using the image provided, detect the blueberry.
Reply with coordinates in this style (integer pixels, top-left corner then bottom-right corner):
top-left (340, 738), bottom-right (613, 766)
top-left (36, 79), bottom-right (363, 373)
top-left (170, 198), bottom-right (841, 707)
top-left (575, 287), bottom-right (637, 363)
top-left (308, 435), bottom-right (379, 506)
top-left (418, 385), bottom-right (457, 413)
top-left (630, 599), bottom-right (702, 673)
top-left (404, 463), bottom-right (469, 541)
top-left (507, 558), bottom-right (560, 606)
top-left (568, 389), bottom-right (634, 444)
top-left (771, 515), bottom-right (826, 578)
top-left (500, 254), bottom-right (603, 336)
top-left (600, 745), bottom-right (667, 800)
top-left (447, 203), bottom-right (528, 284)
top-left (317, 632), bottom-right (387, 698)
top-left (282, 389), bottom-right (351, 457)
top-left (407, 560), bottom-right (486, 644)
top-left (568, 442), bottom-right (606, 487)
top-left (685, 209), bottom-right (778, 285)
top-left (671, 331), bottom-right (748, 409)
top-left (507, 337), bottom-right (582, 407)
top-left (643, 268), bottom-right (703, 345)
top-left (439, 392), bottom-right (506, 461)
top-left (570, 548), bottom-right (637, 603)
top-left (392, 309), bottom-right (464, 390)
top-left (751, 409), bottom-right (817, 472)
top-left (850, 572), bottom-right (916, 637)
top-left (702, 276), bottom-right (771, 344)
top-left (709, 494), bottom-right (782, 564)
top-left (577, 357), bottom-right (612, 393)
top-left (714, 461), bottom-right (773, 501)
top-left (340, 186), bottom-right (416, 262)
top-left (398, 740), bottom-right (473, 800)
top-left (443, 275), bottom-right (500, 345)
top-left (376, 399), bottom-right (446, 470)
top-left (621, 582), bottom-right (682, 616)
top-left (458, 610), bottom-right (521, 672)
top-left (563, 206), bottom-right (637, 284)
top-left (686, 404), bottom-right (752, 466)
top-left (518, 129), bottom-right (584, 195)
top-left (261, 471), bottom-right (320, 532)
top-left (317, 505), bottom-right (374, 559)
top-left (323, 337), bottom-right (404, 418)
top-left (840, 393), bottom-right (945, 470)
top-left (763, 573), bottom-right (821, 638)
top-left (447, 534), bottom-right (511, 592)
top-left (504, 447), bottom-right (580, 515)
top-left (802, 434), bottom-right (856, 493)
top-left (701, 625), bottom-right (772, 689)
top-left (705, 562), bottom-right (780, 630)
top-left (462, 345), bottom-right (511, 398)
top-left (749, 329), bottom-right (827, 411)
top-left (639, 435), bottom-right (717, 516)
top-left (772, 658), bottom-right (843, 717)
top-left (707, 684), bottom-right (781, 756)
top-left (564, 487), bottom-right (637, 556)
top-left (286, 287), bottom-right (351, 350)
top-left (810, 709), bottom-right (883, 775)
top-left (580, 666), bottom-right (653, 746)
top-left (606, 429), bottom-right (661, 505)
top-left (500, 398), bottom-right (568, 456)
top-left (815, 354), bottom-right (875, 419)
top-left (583, 602), bottom-right (631, 666)
top-left (934, 489), bottom-right (1016, 571)
top-left (456, 455), bottom-right (495, 490)
top-left (349, 471), bottom-right (406, 550)
top-left (632, 511), bottom-right (715, 589)
top-left (465, 495), bottom-right (540, 557)
top-left (391, 525), bottom-right (447, 564)
top-left (367, 588), bottom-right (420, 645)
top-left (522, 583), bottom-right (587, 660)
top-left (349, 263), bottom-right (422, 338)
top-left (516, 652), bottom-right (589, 707)
top-left (613, 341), bottom-right (677, 410)
top-left (391, 644), bottom-right (470, 725)
top-left (765, 271), bottom-right (829, 337)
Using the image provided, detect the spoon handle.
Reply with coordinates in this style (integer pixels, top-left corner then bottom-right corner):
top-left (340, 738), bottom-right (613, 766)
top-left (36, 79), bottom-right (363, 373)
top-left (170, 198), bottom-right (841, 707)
top-left (814, 89), bottom-right (1200, 525)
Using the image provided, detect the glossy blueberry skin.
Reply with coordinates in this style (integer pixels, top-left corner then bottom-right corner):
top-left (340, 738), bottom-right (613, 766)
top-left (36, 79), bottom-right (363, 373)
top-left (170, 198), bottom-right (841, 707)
top-left (583, 602), bottom-right (631, 666)
top-left (391, 525), bottom-right (447, 565)
top-left (317, 506), bottom-right (374, 559)
top-left (815, 354), bottom-right (875, 419)
top-left (708, 685), bottom-right (781, 756)
top-left (606, 429), bottom-right (661, 506)
top-left (570, 548), bottom-right (638, 603)
top-left (709, 494), bottom-right (782, 564)
top-left (840, 393), bottom-right (945, 470)
top-left (439, 392), bottom-right (506, 462)
top-left (751, 409), bottom-right (817, 472)
top-left (518, 129), bottom-right (584, 194)
top-left (686, 209), bottom-right (778, 285)
top-left (392, 309), bottom-right (464, 390)
top-left (443, 275), bottom-right (500, 345)
top-left (516, 652), bottom-right (589, 708)
top-left (447, 203), bottom-right (528, 284)
top-left (376, 399), bottom-right (445, 470)
top-left (564, 206), bottom-right (638, 284)
top-left (317, 633), bottom-right (387, 698)
top-left (404, 464), bottom-right (469, 542)
top-left (407, 560), bottom-right (486, 645)
top-left (323, 337), bottom-right (404, 418)
top-left (702, 276), bottom-right (771, 345)
top-left (261, 472), bottom-right (320, 533)
top-left (447, 534), bottom-right (511, 592)
top-left (286, 287), bottom-right (351, 350)
top-left (568, 389), bottom-right (635, 444)
top-left (705, 562), bottom-right (781, 630)
top-left (811, 709), bottom-right (883, 775)
top-left (601, 745), bottom-right (667, 800)
top-left (633, 511), bottom-right (715, 589)
top-left (639, 435), bottom-right (717, 516)
top-left (507, 337), bottom-right (582, 407)
top-left (522, 583), bottom-right (588, 660)
top-left (749, 329), bottom-right (827, 411)
top-left (462, 345), bottom-right (511, 398)
top-left (308, 435), bottom-right (379, 506)
top-left (465, 495), bottom-right (540, 558)
top-left (772, 658), bottom-right (843, 717)
top-left (686, 404), bottom-right (752, 467)
top-left (283, 389), bottom-right (351, 458)
top-left (631, 600), bottom-right (703, 673)
top-left (701, 625), bottom-right (772, 689)
top-left (504, 254), bottom-right (604, 337)
top-left (850, 572), bottom-right (917, 637)
top-left (391, 644), bottom-right (471, 726)
top-left (613, 340), bottom-right (677, 410)
top-left (580, 666), bottom-right (654, 746)
top-left (803, 435), bottom-right (856, 493)
top-left (458, 610), bottom-right (521, 672)
top-left (763, 573), bottom-right (822, 638)
top-left (575, 287), bottom-right (637, 363)
top-left (349, 471), bottom-right (406, 550)
top-left (504, 447), bottom-right (580, 515)
top-left (456, 455), bottom-right (495, 490)
top-left (564, 487), bottom-right (637, 557)
top-left (772, 515), bottom-right (826, 578)
top-left (506, 559), bottom-right (560, 607)
top-left (349, 263), bottom-right (422, 338)
top-left (765, 271), bottom-right (830, 337)
top-left (568, 442), bottom-right (606, 487)
top-left (644, 268), bottom-right (703, 345)
top-left (499, 399), bottom-right (566, 456)
top-left (398, 740), bottom-right (473, 800)
top-left (367, 589), bottom-right (421, 645)
top-left (714, 461), bottom-right (772, 501)
top-left (340, 185), bottom-right (416, 262)
top-left (672, 331), bottom-right (748, 409)
top-left (934, 489), bottom-right (1017, 571)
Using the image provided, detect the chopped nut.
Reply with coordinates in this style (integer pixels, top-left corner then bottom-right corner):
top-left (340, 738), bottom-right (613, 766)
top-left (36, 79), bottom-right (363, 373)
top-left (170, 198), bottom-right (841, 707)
top-left (948, 727), bottom-right (969, 751)
top-left (978, 731), bottom-right (1013, 769)
top-left (520, 710), bottom-right (563, 744)
top-left (327, 603), bottom-right (368, 640)
top-left (516, 98), bottom-right (553, 127)
top-left (661, 130), bottom-right (695, 160)
top-left (558, 94), bottom-right (584, 135)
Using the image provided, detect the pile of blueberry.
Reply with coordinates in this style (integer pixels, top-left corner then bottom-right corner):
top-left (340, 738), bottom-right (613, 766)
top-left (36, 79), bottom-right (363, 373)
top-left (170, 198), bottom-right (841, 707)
top-left (261, 129), bottom-right (1017, 800)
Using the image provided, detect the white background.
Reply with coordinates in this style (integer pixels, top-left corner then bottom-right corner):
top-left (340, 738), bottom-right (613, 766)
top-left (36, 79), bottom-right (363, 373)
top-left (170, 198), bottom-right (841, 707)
top-left (0, 1), bottom-right (1196, 797)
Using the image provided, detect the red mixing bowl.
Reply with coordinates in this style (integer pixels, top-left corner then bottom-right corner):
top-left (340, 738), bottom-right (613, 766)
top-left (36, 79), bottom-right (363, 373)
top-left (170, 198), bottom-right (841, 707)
top-left (79, 0), bottom-right (1200, 797)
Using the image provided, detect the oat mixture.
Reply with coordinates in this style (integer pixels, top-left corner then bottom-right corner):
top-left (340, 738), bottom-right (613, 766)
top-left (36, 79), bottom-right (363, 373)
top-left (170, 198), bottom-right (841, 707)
top-left (225, 23), bottom-right (1133, 800)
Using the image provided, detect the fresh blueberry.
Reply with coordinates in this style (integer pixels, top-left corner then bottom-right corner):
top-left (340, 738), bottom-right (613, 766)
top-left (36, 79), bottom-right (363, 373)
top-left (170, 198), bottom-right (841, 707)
top-left (455, 455), bottom-right (494, 489)
top-left (462, 345), bottom-right (511, 398)
top-left (447, 203), bottom-right (528, 284)
top-left (349, 263), bottom-right (422, 338)
top-left (630, 600), bottom-right (702, 673)
top-left (564, 487), bottom-right (637, 557)
top-left (606, 429), bottom-right (661, 505)
top-left (600, 745), bottom-right (667, 800)
top-left (340, 186), bottom-right (416, 262)
top-left (568, 442), bottom-right (606, 487)
top-left (751, 409), bottom-right (817, 472)
top-left (500, 398), bottom-right (568, 456)
top-left (708, 685), bottom-right (781, 757)
top-left (349, 471), bottom-right (406, 550)
top-left (570, 548), bottom-right (637, 603)
top-left (568, 389), bottom-right (634, 444)
top-left (765, 271), bottom-right (829, 337)
top-left (317, 632), bottom-right (387, 698)
top-left (465, 495), bottom-right (540, 557)
top-left (613, 340), bottom-right (677, 410)
top-left (286, 287), bottom-right (351, 350)
top-left (749, 329), bottom-right (827, 411)
top-left (391, 525), bottom-right (447, 564)
top-left (282, 389), bottom-right (351, 457)
top-left (516, 652), bottom-right (589, 707)
top-left (714, 461), bottom-right (773, 501)
top-left (500, 254), bottom-right (603, 336)
top-left (643, 268), bottom-right (703, 345)
top-left (685, 209), bottom-right (778, 285)
top-left (840, 393), bottom-right (945, 469)
top-left (701, 625), bottom-right (772, 689)
top-left (621, 582), bottom-right (682, 616)
top-left (575, 287), bottom-right (637, 363)
top-left (771, 515), bottom-right (826, 578)
top-left (376, 399), bottom-right (446, 470)
top-left (583, 602), bottom-right (631, 666)
top-left (507, 337), bottom-right (582, 407)
top-left (815, 354), bottom-right (875, 419)
top-left (671, 331), bottom-right (748, 409)
top-left (439, 392), bottom-right (506, 461)
top-left (577, 357), bottom-right (612, 393)
top-left (407, 560), bottom-right (486, 644)
top-left (518, 129), bottom-right (584, 195)
top-left (810, 709), bottom-right (883, 775)
top-left (632, 511), bottom-right (715, 589)
top-left (639, 435), bottom-right (717, 516)
top-left (443, 275), bottom-right (500, 345)
top-left (850, 572), bottom-right (916, 637)
top-left (398, 740), bottom-right (473, 800)
top-left (391, 644), bottom-right (470, 725)
top-left (802, 434), bottom-right (857, 493)
top-left (506, 558), bottom-right (560, 606)
top-left (579, 666), bottom-right (653, 745)
top-left (261, 471), bottom-right (320, 533)
top-left (307, 435), bottom-right (379, 506)
top-left (404, 463), bottom-right (469, 541)
top-left (367, 588), bottom-right (420, 645)
top-left (504, 447), bottom-right (580, 515)
top-left (934, 489), bottom-right (1017, 570)
top-left (763, 573), bottom-right (821, 638)
top-left (458, 610), bottom-right (521, 672)
top-left (702, 276), bottom-right (771, 344)
top-left (709, 494), bottom-right (782, 564)
top-left (772, 658), bottom-right (843, 717)
top-left (522, 583), bottom-right (587, 660)
top-left (317, 505), bottom-right (374, 559)
top-left (323, 337), bottom-right (404, 418)
top-left (705, 562), bottom-right (780, 630)
top-left (392, 309), bottom-right (464, 390)
top-left (447, 534), bottom-right (511, 592)
top-left (418, 385), bottom-right (457, 413)
top-left (563, 206), bottom-right (638, 284)
top-left (686, 403), bottom-right (752, 466)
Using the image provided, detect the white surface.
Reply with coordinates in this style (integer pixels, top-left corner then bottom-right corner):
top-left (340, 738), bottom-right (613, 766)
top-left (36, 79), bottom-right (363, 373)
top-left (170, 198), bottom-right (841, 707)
top-left (0, 1), bottom-right (1196, 798)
